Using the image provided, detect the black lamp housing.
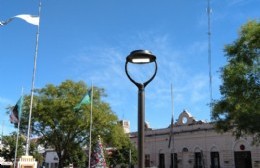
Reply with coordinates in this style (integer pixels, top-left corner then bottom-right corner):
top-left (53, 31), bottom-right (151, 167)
top-left (125, 49), bottom-right (157, 88)
top-left (126, 50), bottom-right (156, 64)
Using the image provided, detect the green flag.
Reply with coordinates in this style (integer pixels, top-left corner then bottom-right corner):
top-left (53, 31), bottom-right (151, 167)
top-left (74, 90), bottom-right (91, 110)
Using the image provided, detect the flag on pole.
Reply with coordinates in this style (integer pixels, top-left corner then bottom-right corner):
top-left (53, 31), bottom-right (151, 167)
top-left (0, 14), bottom-right (39, 26)
top-left (90, 135), bottom-right (107, 168)
top-left (74, 89), bottom-right (91, 110)
top-left (10, 96), bottom-right (23, 124)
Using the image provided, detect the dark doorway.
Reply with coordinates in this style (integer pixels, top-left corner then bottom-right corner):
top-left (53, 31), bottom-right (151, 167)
top-left (234, 151), bottom-right (252, 168)
top-left (210, 152), bottom-right (220, 168)
top-left (159, 153), bottom-right (165, 168)
top-left (171, 153), bottom-right (178, 168)
top-left (145, 154), bottom-right (150, 167)
top-left (194, 152), bottom-right (203, 168)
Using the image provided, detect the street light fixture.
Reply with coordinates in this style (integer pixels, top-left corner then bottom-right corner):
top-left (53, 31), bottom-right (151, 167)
top-left (125, 50), bottom-right (157, 168)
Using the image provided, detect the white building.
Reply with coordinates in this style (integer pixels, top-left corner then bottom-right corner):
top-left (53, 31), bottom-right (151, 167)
top-left (119, 120), bottom-right (130, 134)
top-left (42, 149), bottom-right (59, 168)
top-left (129, 110), bottom-right (260, 168)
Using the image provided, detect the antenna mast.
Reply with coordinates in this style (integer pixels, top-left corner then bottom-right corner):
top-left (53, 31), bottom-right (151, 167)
top-left (0, 121), bottom-right (3, 147)
top-left (207, 0), bottom-right (213, 108)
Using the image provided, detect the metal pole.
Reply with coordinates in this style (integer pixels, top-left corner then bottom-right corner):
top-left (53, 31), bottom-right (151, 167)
top-left (125, 50), bottom-right (157, 168)
top-left (14, 118), bottom-right (21, 168)
top-left (138, 85), bottom-right (145, 168)
top-left (88, 84), bottom-right (94, 168)
top-left (207, 0), bottom-right (213, 108)
top-left (25, 1), bottom-right (42, 156)
top-left (13, 118), bottom-right (20, 162)
top-left (129, 149), bottom-right (132, 168)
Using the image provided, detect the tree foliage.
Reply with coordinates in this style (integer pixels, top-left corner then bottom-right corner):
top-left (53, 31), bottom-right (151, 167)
top-left (0, 132), bottom-right (42, 163)
top-left (0, 132), bottom-right (24, 162)
top-left (19, 80), bottom-right (134, 167)
top-left (212, 20), bottom-right (260, 143)
top-left (106, 142), bottom-right (137, 167)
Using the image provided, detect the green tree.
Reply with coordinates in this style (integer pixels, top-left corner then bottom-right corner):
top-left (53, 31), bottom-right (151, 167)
top-left (19, 80), bottom-right (134, 167)
top-left (0, 132), bottom-right (24, 161)
top-left (212, 20), bottom-right (260, 143)
top-left (0, 132), bottom-right (42, 163)
top-left (106, 142), bottom-right (137, 168)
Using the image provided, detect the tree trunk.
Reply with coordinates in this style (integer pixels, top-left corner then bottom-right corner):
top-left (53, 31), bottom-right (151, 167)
top-left (57, 152), bottom-right (64, 168)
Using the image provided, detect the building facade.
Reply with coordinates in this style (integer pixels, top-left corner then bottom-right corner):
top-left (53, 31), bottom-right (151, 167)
top-left (42, 149), bottom-right (59, 168)
top-left (129, 110), bottom-right (260, 168)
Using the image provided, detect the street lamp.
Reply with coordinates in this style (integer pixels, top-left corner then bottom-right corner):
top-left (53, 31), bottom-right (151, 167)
top-left (125, 50), bottom-right (157, 168)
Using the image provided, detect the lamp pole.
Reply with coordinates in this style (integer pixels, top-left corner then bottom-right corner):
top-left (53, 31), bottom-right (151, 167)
top-left (125, 50), bottom-right (157, 168)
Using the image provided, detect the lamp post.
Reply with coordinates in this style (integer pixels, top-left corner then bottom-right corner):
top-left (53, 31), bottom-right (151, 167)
top-left (125, 50), bottom-right (157, 168)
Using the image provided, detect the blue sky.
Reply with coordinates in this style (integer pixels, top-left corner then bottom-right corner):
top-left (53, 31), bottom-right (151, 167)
top-left (0, 0), bottom-right (259, 135)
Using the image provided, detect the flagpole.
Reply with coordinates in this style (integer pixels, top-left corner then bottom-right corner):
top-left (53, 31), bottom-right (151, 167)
top-left (1, 121), bottom-right (3, 142)
top-left (14, 119), bottom-right (20, 168)
top-left (168, 84), bottom-right (174, 147)
top-left (88, 83), bottom-right (94, 168)
top-left (168, 84), bottom-right (174, 167)
top-left (171, 84), bottom-right (174, 126)
top-left (171, 84), bottom-right (175, 167)
top-left (14, 88), bottom-right (24, 168)
top-left (25, 0), bottom-right (42, 156)
top-left (129, 149), bottom-right (132, 168)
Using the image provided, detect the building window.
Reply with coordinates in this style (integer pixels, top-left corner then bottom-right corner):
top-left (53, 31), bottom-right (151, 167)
top-left (170, 153), bottom-right (178, 168)
top-left (145, 154), bottom-right (150, 167)
top-left (182, 147), bottom-right (188, 152)
top-left (51, 163), bottom-right (57, 168)
top-left (195, 152), bottom-right (203, 168)
top-left (234, 151), bottom-right (252, 168)
top-left (123, 121), bottom-right (129, 127)
top-left (159, 153), bottom-right (165, 168)
top-left (240, 144), bottom-right (245, 150)
top-left (210, 152), bottom-right (220, 168)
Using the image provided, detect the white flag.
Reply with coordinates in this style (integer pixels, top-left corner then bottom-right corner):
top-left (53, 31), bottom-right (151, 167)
top-left (15, 14), bottom-right (39, 26)
top-left (0, 14), bottom-right (39, 26)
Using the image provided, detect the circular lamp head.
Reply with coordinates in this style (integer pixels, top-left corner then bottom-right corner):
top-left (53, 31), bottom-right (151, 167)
top-left (126, 50), bottom-right (156, 64)
top-left (125, 49), bottom-right (157, 88)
